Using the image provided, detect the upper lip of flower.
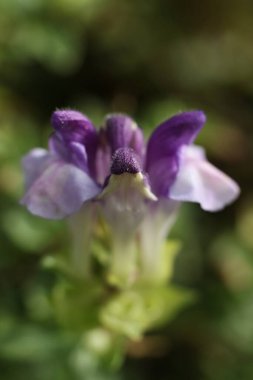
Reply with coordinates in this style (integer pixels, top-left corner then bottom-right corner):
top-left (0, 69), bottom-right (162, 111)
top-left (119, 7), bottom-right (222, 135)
top-left (21, 109), bottom-right (240, 219)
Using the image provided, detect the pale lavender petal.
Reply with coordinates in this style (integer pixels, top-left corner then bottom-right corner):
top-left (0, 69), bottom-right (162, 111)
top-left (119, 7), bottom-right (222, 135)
top-left (22, 148), bottom-right (53, 190)
top-left (145, 111), bottom-right (206, 197)
top-left (49, 137), bottom-right (89, 172)
top-left (50, 109), bottom-right (98, 176)
top-left (21, 160), bottom-right (100, 219)
top-left (169, 145), bottom-right (240, 211)
top-left (104, 114), bottom-right (144, 157)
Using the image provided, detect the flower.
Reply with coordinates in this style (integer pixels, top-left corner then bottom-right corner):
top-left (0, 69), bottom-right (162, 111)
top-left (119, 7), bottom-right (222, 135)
top-left (21, 109), bottom-right (239, 217)
top-left (21, 109), bottom-right (240, 284)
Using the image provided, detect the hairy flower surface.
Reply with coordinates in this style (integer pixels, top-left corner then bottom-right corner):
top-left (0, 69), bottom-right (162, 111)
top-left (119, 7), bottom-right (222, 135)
top-left (21, 110), bottom-right (240, 284)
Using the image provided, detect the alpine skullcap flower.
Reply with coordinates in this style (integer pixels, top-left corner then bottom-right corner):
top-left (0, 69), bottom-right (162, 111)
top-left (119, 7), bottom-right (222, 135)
top-left (21, 110), bottom-right (240, 284)
top-left (21, 109), bottom-right (239, 219)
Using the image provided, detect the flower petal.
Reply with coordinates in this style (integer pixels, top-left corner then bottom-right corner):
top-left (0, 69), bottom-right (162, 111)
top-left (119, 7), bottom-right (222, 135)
top-left (138, 199), bottom-right (179, 281)
top-left (51, 109), bottom-right (95, 141)
top-left (104, 114), bottom-right (144, 156)
top-left (100, 147), bottom-right (157, 207)
top-left (50, 109), bottom-right (98, 176)
top-left (21, 158), bottom-right (100, 219)
top-left (98, 169), bottom-right (157, 286)
top-left (169, 145), bottom-right (240, 211)
top-left (49, 137), bottom-right (89, 172)
top-left (99, 149), bottom-right (157, 235)
top-left (95, 115), bottom-right (144, 185)
top-left (22, 148), bottom-right (53, 190)
top-left (145, 111), bottom-right (206, 197)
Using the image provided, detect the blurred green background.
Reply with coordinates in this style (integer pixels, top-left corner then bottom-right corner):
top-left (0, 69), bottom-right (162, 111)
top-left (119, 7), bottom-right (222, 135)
top-left (0, 0), bottom-right (253, 379)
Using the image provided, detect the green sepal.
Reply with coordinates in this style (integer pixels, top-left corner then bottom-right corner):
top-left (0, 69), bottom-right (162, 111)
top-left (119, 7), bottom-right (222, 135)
top-left (100, 285), bottom-right (196, 340)
top-left (52, 280), bottom-right (103, 331)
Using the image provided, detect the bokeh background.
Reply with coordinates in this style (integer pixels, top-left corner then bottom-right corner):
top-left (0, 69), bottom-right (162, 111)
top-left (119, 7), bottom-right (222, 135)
top-left (0, 0), bottom-right (253, 379)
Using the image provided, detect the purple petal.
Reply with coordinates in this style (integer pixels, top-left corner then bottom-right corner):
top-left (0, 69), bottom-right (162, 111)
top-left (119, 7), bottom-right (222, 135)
top-left (50, 109), bottom-right (98, 176)
top-left (145, 111), bottom-right (206, 197)
top-left (51, 109), bottom-right (95, 141)
top-left (104, 114), bottom-right (144, 157)
top-left (21, 151), bottom-right (100, 219)
top-left (68, 141), bottom-right (88, 170)
top-left (169, 145), bottom-right (240, 211)
top-left (49, 137), bottom-right (89, 172)
top-left (94, 115), bottom-right (144, 185)
top-left (94, 129), bottom-right (112, 185)
top-left (111, 147), bottom-right (141, 175)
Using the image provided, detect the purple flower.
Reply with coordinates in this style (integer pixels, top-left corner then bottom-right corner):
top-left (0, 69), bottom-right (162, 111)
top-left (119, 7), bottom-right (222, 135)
top-left (21, 109), bottom-right (240, 283)
top-left (21, 109), bottom-right (239, 220)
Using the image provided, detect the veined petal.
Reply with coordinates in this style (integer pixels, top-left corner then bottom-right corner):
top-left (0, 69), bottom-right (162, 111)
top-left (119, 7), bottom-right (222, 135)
top-left (169, 145), bottom-right (240, 211)
top-left (145, 111), bottom-right (206, 197)
top-left (21, 156), bottom-right (100, 219)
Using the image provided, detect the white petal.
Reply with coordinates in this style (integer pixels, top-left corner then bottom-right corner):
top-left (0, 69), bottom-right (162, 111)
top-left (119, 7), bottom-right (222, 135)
top-left (97, 172), bottom-right (157, 285)
top-left (170, 145), bottom-right (240, 211)
top-left (138, 199), bottom-right (179, 278)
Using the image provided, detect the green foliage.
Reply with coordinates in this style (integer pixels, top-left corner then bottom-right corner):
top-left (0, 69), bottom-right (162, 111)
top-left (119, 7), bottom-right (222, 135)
top-left (100, 285), bottom-right (195, 340)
